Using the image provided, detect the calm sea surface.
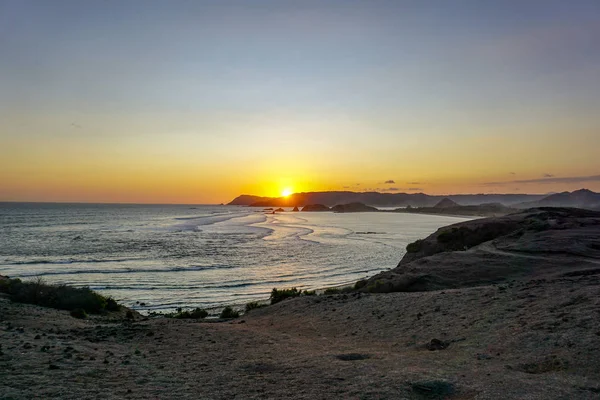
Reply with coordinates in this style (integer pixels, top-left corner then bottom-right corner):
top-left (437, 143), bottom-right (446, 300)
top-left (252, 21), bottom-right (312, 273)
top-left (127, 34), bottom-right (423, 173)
top-left (0, 203), bottom-right (470, 312)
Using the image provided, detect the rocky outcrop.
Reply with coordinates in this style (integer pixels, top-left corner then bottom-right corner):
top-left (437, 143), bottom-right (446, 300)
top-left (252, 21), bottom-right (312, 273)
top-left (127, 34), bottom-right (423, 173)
top-left (301, 204), bottom-right (330, 212)
top-left (361, 207), bottom-right (600, 293)
top-left (331, 203), bottom-right (378, 213)
top-left (275, 208), bottom-right (285, 212)
top-left (292, 206), bottom-right (299, 212)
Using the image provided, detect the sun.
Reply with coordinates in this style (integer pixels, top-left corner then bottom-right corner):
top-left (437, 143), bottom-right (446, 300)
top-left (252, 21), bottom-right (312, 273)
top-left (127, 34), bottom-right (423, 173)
top-left (281, 188), bottom-right (293, 197)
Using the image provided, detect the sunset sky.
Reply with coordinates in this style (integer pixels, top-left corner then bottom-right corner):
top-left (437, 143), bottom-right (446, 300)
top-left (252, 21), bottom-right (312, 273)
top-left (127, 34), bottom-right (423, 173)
top-left (1, 0), bottom-right (599, 204)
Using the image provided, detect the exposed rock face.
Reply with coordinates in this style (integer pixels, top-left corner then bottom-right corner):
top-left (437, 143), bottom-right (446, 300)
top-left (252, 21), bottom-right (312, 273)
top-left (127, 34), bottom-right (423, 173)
top-left (434, 198), bottom-right (459, 208)
top-left (275, 208), bottom-right (285, 212)
top-left (331, 203), bottom-right (378, 213)
top-left (301, 204), bottom-right (331, 212)
top-left (292, 206), bottom-right (299, 212)
top-left (361, 207), bottom-right (600, 293)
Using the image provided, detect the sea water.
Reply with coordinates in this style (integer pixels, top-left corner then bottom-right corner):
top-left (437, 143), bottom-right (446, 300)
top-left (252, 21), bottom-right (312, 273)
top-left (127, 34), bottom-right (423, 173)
top-left (0, 203), bottom-right (470, 312)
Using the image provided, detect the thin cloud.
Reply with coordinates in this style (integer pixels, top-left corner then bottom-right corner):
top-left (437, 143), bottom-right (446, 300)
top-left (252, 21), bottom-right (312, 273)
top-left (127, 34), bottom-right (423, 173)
top-left (406, 181), bottom-right (421, 185)
top-left (407, 188), bottom-right (423, 191)
top-left (342, 186), bottom-right (350, 189)
top-left (384, 180), bottom-right (395, 184)
top-left (509, 172), bottom-right (516, 175)
top-left (543, 173), bottom-right (555, 178)
top-left (484, 174), bottom-right (600, 185)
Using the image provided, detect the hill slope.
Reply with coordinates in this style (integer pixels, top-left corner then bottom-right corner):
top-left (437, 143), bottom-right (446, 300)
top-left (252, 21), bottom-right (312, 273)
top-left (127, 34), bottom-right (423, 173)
top-left (362, 207), bottom-right (600, 293)
top-left (516, 189), bottom-right (600, 210)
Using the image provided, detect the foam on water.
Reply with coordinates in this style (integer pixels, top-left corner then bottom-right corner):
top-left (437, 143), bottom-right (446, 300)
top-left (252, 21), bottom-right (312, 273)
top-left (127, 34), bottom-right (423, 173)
top-left (0, 203), bottom-right (472, 312)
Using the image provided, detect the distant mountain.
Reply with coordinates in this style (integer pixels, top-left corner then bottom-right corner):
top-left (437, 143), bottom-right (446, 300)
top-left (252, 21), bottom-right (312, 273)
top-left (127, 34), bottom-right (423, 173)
top-left (434, 198), bottom-right (459, 208)
top-left (516, 189), bottom-right (600, 210)
top-left (393, 202), bottom-right (516, 217)
top-left (228, 191), bottom-right (545, 208)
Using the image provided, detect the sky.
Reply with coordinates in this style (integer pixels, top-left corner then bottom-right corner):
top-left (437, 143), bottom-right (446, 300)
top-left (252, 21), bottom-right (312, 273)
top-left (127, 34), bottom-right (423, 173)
top-left (1, 0), bottom-right (599, 204)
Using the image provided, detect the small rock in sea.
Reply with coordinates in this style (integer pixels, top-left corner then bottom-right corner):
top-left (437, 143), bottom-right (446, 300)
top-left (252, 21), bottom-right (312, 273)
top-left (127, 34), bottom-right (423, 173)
top-left (23, 343), bottom-right (32, 349)
top-left (426, 338), bottom-right (449, 351)
top-left (34, 334), bottom-right (41, 340)
top-left (48, 364), bottom-right (60, 370)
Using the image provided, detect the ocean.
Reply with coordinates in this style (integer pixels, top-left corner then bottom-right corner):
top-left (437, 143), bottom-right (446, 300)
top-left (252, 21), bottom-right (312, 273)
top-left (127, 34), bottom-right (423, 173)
top-left (0, 203), bottom-right (470, 313)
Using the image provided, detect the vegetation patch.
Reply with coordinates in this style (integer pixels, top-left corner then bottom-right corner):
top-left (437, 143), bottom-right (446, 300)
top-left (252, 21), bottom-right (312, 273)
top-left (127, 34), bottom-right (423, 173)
top-left (166, 307), bottom-right (208, 319)
top-left (406, 239), bottom-right (424, 253)
top-left (323, 286), bottom-right (353, 295)
top-left (245, 301), bottom-right (266, 313)
top-left (270, 287), bottom-right (301, 304)
top-left (354, 279), bottom-right (367, 290)
top-left (220, 306), bottom-right (240, 319)
top-left (0, 277), bottom-right (120, 314)
top-left (269, 287), bottom-right (319, 304)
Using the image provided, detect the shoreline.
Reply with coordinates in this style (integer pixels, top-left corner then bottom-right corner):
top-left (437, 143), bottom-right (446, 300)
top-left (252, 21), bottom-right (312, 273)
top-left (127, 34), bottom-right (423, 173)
top-left (2, 208), bottom-right (600, 398)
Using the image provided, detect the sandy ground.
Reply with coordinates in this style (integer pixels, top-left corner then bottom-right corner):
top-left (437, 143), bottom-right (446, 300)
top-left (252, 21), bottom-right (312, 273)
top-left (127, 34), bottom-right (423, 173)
top-left (1, 272), bottom-right (599, 400)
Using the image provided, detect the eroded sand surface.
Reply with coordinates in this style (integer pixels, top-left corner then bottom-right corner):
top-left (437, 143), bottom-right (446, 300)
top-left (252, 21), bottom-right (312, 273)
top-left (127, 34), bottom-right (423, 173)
top-left (1, 274), bottom-right (599, 399)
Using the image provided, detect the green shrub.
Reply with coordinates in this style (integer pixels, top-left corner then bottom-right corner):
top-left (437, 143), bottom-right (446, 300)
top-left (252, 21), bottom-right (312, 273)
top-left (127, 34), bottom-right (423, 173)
top-left (270, 287), bottom-right (302, 305)
top-left (0, 277), bottom-right (116, 314)
top-left (366, 280), bottom-right (387, 293)
top-left (406, 239), bottom-right (424, 253)
top-left (245, 301), bottom-right (266, 313)
top-left (105, 297), bottom-right (121, 311)
top-left (354, 279), bottom-right (367, 290)
top-left (324, 287), bottom-right (341, 295)
top-left (220, 306), bottom-right (239, 319)
top-left (70, 308), bottom-right (87, 319)
top-left (303, 290), bottom-right (316, 296)
top-left (166, 307), bottom-right (208, 319)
